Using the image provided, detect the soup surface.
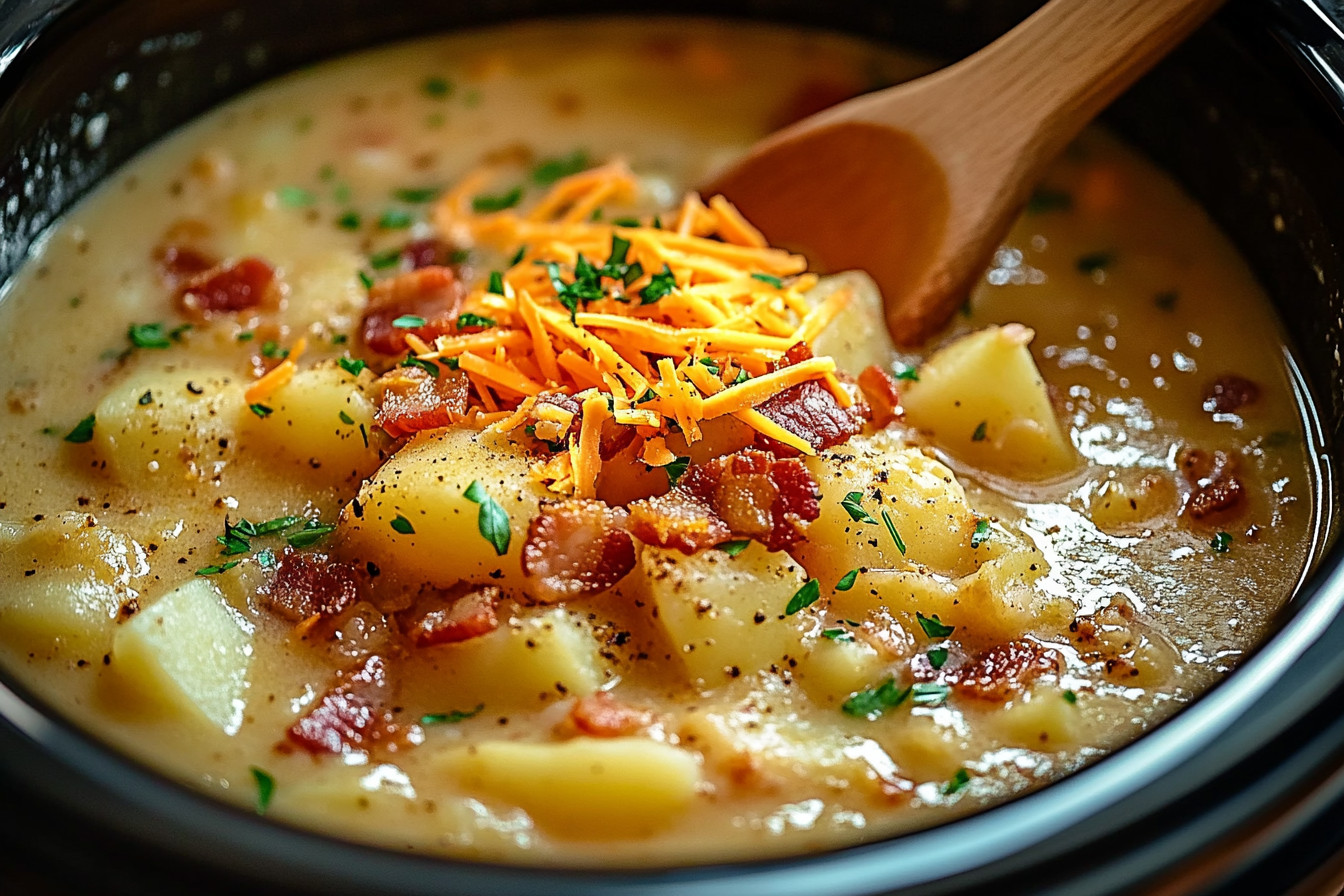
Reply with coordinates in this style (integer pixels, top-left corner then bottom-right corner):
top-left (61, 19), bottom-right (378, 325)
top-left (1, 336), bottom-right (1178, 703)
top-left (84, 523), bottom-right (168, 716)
top-left (0, 18), bottom-right (1325, 865)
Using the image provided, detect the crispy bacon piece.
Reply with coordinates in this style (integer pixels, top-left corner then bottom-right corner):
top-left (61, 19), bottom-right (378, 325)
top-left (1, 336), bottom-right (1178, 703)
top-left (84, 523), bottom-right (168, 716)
top-left (752, 344), bottom-right (867, 454)
top-left (858, 364), bottom-right (903, 428)
top-left (943, 640), bottom-right (1062, 702)
top-left (400, 586), bottom-right (500, 647)
top-left (567, 691), bottom-right (652, 738)
top-left (361, 265), bottom-right (465, 355)
top-left (287, 655), bottom-right (398, 755)
top-left (154, 243), bottom-right (218, 288)
top-left (401, 238), bottom-right (458, 270)
top-left (1177, 447), bottom-right (1248, 522)
top-left (257, 550), bottom-right (361, 622)
top-left (1203, 374), bottom-right (1260, 414)
top-left (522, 499), bottom-right (636, 603)
top-left (375, 365), bottom-right (470, 438)
top-left (628, 449), bottom-right (820, 554)
top-left (177, 257), bottom-right (276, 315)
top-left (626, 488), bottom-right (732, 554)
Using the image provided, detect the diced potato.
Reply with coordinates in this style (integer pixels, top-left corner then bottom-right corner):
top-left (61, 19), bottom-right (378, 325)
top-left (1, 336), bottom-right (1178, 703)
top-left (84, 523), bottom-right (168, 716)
top-left (831, 547), bottom-right (1071, 648)
top-left (277, 764), bottom-right (424, 847)
top-left (95, 367), bottom-right (244, 482)
top-left (111, 578), bottom-right (254, 732)
top-left (342, 427), bottom-right (548, 591)
top-left (438, 737), bottom-right (700, 838)
top-left (679, 707), bottom-right (904, 797)
top-left (281, 249), bottom-right (370, 333)
top-left (881, 713), bottom-right (975, 783)
top-left (1088, 471), bottom-right (1178, 534)
top-left (806, 270), bottom-right (898, 374)
top-left (794, 634), bottom-right (886, 707)
top-left (995, 687), bottom-right (1081, 749)
top-left (636, 542), bottom-right (812, 687)
top-left (900, 324), bottom-right (1076, 478)
top-left (405, 607), bottom-right (610, 711)
top-left (240, 361), bottom-right (382, 484)
top-left (0, 514), bottom-right (148, 656)
top-left (796, 430), bottom-right (988, 582)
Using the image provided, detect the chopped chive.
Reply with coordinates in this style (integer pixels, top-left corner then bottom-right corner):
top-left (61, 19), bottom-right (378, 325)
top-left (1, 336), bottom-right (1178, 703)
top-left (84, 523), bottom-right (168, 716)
top-left (338, 411), bottom-right (355, 425)
top-left (393, 186), bottom-right (440, 203)
top-left (127, 321), bottom-right (172, 349)
top-left (487, 271), bottom-right (505, 295)
top-left (835, 568), bottom-right (860, 591)
top-left (261, 341), bottom-right (289, 360)
top-left (357, 270), bottom-right (375, 290)
top-left (531, 150), bottom-right (590, 186)
top-left (237, 331), bottom-right (255, 342)
top-left (286, 522), bottom-right (336, 549)
top-left (421, 703), bottom-right (485, 725)
top-left (785, 578), bottom-right (822, 615)
top-left (509, 245), bottom-right (527, 266)
top-left (456, 312), bottom-right (496, 330)
top-left (718, 540), bottom-right (751, 557)
top-left (338, 357), bottom-right (367, 377)
top-left (471, 187), bottom-right (523, 213)
top-left (248, 403), bottom-right (273, 418)
top-left (639, 264), bottom-right (677, 305)
top-left (751, 272), bottom-right (784, 289)
top-left (195, 560), bottom-right (240, 577)
top-left (400, 355), bottom-right (440, 378)
top-left (842, 677), bottom-right (910, 719)
top-left (336, 210), bottom-right (361, 230)
top-left (880, 508), bottom-right (906, 555)
top-left (911, 682), bottom-right (951, 706)
top-left (423, 76), bottom-right (453, 98)
top-left (250, 766), bottom-right (276, 814)
top-left (277, 185), bottom-right (315, 208)
top-left (369, 248), bottom-right (402, 270)
top-left (1063, 689), bottom-right (1078, 704)
top-left (840, 491), bottom-right (877, 524)
top-left (892, 361), bottom-right (919, 382)
top-left (821, 628), bottom-right (854, 642)
top-left (378, 209), bottom-right (413, 230)
top-left (942, 768), bottom-right (971, 796)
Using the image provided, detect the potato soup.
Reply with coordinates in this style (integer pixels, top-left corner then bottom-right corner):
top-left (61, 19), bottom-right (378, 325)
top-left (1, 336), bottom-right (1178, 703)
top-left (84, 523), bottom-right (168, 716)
top-left (0, 18), bottom-right (1325, 865)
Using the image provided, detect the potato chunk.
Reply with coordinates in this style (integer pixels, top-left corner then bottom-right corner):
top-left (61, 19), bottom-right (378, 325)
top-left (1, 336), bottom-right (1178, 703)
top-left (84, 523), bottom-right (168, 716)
top-left (900, 324), bottom-right (1076, 478)
top-left (111, 578), bottom-right (254, 732)
top-left (94, 368), bottom-right (244, 482)
top-left (404, 607), bottom-right (611, 711)
top-left (438, 737), bottom-right (700, 838)
top-left (805, 271), bottom-right (898, 374)
top-left (342, 427), bottom-right (548, 591)
top-left (796, 430), bottom-right (986, 582)
top-left (636, 542), bottom-right (812, 687)
top-left (0, 515), bottom-right (148, 656)
top-left (240, 361), bottom-right (381, 484)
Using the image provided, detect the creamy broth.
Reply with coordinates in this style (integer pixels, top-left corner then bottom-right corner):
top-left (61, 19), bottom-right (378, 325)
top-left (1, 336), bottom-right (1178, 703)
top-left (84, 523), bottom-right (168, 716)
top-left (0, 19), bottom-right (1323, 865)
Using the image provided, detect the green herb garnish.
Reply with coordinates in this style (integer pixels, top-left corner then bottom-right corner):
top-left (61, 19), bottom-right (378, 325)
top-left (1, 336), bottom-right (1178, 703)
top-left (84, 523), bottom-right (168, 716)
top-left (840, 491), bottom-right (877, 524)
top-left (892, 362), bottom-right (919, 382)
top-left (462, 480), bottom-right (511, 555)
top-left (287, 521), bottom-right (336, 549)
top-left (971, 519), bottom-right (991, 548)
top-left (842, 677), bottom-right (911, 719)
top-left (821, 628), bottom-right (855, 642)
top-left (880, 507), bottom-right (906, 555)
top-left (378, 209), bottom-right (413, 230)
top-left (195, 560), bottom-right (240, 577)
top-left (261, 341), bottom-right (289, 360)
top-left (127, 322), bottom-right (173, 349)
top-left (835, 568), bottom-right (859, 591)
top-left (338, 357), bottom-right (367, 377)
top-left (531, 150), bottom-right (590, 186)
top-left (250, 766), bottom-right (276, 814)
top-left (639, 264), bottom-right (677, 305)
top-left (1211, 531), bottom-right (1233, 554)
top-left (971, 420), bottom-right (988, 442)
top-left (665, 455), bottom-right (691, 486)
top-left (137, 391), bottom-right (154, 406)
top-left (487, 271), bottom-right (506, 295)
top-left (369, 248), bottom-right (402, 270)
top-left (421, 703), bottom-right (485, 725)
top-left (392, 314), bottom-right (427, 328)
top-left (927, 648), bottom-right (949, 669)
top-left (916, 612), bottom-right (955, 639)
top-left (785, 578), bottom-right (821, 616)
top-left (472, 187), bottom-right (523, 213)
top-left (338, 411), bottom-right (355, 425)
top-left (457, 312), bottom-right (496, 330)
top-left (718, 539), bottom-right (751, 557)
top-left (277, 186), bottom-right (315, 208)
top-left (911, 682), bottom-right (951, 706)
top-left (248, 403), bottom-right (273, 419)
top-left (942, 768), bottom-right (970, 796)
top-left (336, 210), bottom-right (361, 230)
top-left (751, 272), bottom-right (784, 289)
top-left (63, 414), bottom-right (96, 443)
top-left (1063, 689), bottom-right (1078, 704)
top-left (391, 514), bottom-right (415, 535)
top-left (394, 186), bottom-right (440, 203)
top-left (423, 76), bottom-right (453, 98)
top-left (400, 355), bottom-right (440, 378)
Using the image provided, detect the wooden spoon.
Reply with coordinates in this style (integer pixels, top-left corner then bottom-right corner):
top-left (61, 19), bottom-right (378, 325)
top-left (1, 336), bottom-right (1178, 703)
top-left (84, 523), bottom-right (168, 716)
top-left (706, 0), bottom-right (1224, 346)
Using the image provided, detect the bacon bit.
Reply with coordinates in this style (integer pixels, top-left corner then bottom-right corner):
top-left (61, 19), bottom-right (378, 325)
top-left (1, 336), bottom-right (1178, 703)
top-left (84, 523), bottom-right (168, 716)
top-left (257, 551), bottom-right (361, 622)
top-left (747, 346), bottom-right (867, 454)
top-left (858, 364), bottom-right (903, 428)
top-left (361, 266), bottom-right (466, 355)
top-left (1177, 446), bottom-right (1248, 523)
top-left (627, 488), bottom-right (732, 554)
top-left (177, 257), bottom-right (276, 316)
top-left (629, 449), bottom-right (819, 553)
top-left (375, 365), bottom-right (471, 438)
top-left (402, 238), bottom-right (461, 271)
top-left (566, 691), bottom-right (653, 738)
top-left (521, 499), bottom-right (636, 603)
top-left (286, 655), bottom-right (398, 755)
top-left (1203, 375), bottom-right (1260, 414)
top-left (400, 586), bottom-right (501, 647)
top-left (942, 640), bottom-right (1062, 702)
top-left (154, 243), bottom-right (218, 289)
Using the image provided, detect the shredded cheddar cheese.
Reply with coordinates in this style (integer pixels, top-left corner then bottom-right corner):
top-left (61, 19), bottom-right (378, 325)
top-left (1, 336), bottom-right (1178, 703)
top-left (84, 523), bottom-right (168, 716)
top-left (412, 159), bottom-right (857, 492)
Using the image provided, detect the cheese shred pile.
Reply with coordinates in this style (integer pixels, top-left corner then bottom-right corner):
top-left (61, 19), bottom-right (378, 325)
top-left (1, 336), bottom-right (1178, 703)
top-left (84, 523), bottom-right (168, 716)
top-left (419, 159), bottom-right (852, 497)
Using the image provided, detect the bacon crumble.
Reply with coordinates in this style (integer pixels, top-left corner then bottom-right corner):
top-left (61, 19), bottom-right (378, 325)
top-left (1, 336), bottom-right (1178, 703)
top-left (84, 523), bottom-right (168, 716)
top-left (177, 257), bottom-right (277, 315)
top-left (521, 499), bottom-right (636, 603)
top-left (375, 365), bottom-right (471, 438)
top-left (286, 654), bottom-right (399, 755)
top-left (257, 550), bottom-right (361, 622)
top-left (361, 265), bottom-right (466, 355)
top-left (399, 586), bottom-right (501, 647)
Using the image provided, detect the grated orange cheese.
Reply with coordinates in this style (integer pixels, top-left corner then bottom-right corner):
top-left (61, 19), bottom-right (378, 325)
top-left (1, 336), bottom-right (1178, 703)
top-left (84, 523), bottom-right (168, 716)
top-left (413, 159), bottom-right (863, 494)
top-left (245, 337), bottom-right (307, 404)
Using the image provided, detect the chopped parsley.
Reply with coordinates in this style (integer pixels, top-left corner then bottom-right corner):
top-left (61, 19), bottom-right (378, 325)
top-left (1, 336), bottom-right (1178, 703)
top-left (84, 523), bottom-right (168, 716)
top-left (463, 480), bottom-right (511, 555)
top-left (821, 628), bottom-right (855, 642)
top-left (392, 314), bottom-right (427, 328)
top-left (1210, 531), bottom-right (1233, 554)
top-left (785, 578), bottom-right (822, 615)
top-left (339, 410), bottom-right (355, 425)
top-left (237, 331), bottom-right (255, 342)
top-left (971, 420), bottom-right (988, 442)
top-left (751, 272), bottom-right (784, 289)
top-left (892, 361), bottom-right (919, 382)
top-left (250, 766), bottom-right (276, 814)
top-left (378, 209), bottom-right (413, 230)
top-left (911, 682), bottom-right (951, 706)
top-left (457, 312), bottom-right (497, 330)
top-left (942, 768), bottom-right (971, 796)
top-left (338, 357), bottom-right (367, 377)
top-left (370, 248), bottom-right (402, 270)
top-left (971, 519), bottom-right (992, 548)
top-left (261, 341), bottom-right (289, 360)
top-left (391, 514), bottom-right (415, 535)
top-left (927, 648), bottom-right (949, 669)
top-left (400, 354), bottom-right (441, 378)
top-left (840, 491), bottom-right (877, 524)
top-left (127, 321), bottom-right (174, 349)
top-left (718, 539), bottom-right (751, 557)
top-left (421, 703), bottom-right (485, 725)
top-left (842, 677), bottom-right (910, 719)
top-left (422, 76), bottom-right (453, 98)
top-left (357, 270), bottom-right (375, 290)
top-left (63, 413), bottom-right (96, 443)
top-left (509, 245), bottom-right (527, 266)
top-left (697, 357), bottom-right (721, 376)
top-left (835, 568), bottom-right (860, 591)
top-left (880, 508), bottom-right (906, 555)
top-left (393, 186), bottom-right (440, 203)
top-left (248, 403), bottom-right (273, 418)
top-left (336, 210), bottom-right (361, 230)
top-left (277, 185), bottom-right (315, 208)
top-left (916, 612), bottom-right (955, 639)
top-left (487, 271), bottom-right (506, 295)
top-left (286, 521), bottom-right (337, 549)
top-left (1076, 251), bottom-right (1115, 275)
top-left (1063, 689), bottom-right (1079, 704)
top-left (664, 455), bottom-right (691, 487)
top-left (195, 560), bottom-right (240, 577)
top-left (531, 150), bottom-right (590, 186)
top-left (471, 187), bottom-right (523, 213)
top-left (639, 264), bottom-right (677, 305)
